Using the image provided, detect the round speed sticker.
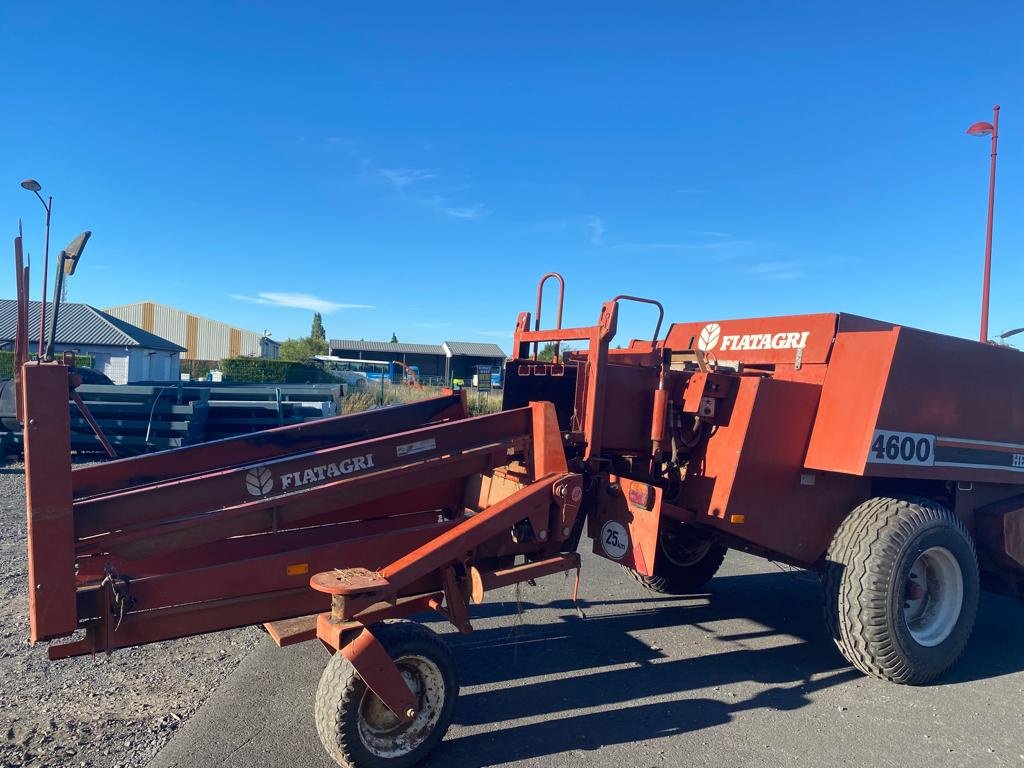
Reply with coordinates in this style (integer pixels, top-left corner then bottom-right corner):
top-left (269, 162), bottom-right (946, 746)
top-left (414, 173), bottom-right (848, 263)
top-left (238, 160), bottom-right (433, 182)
top-left (600, 520), bottom-right (629, 560)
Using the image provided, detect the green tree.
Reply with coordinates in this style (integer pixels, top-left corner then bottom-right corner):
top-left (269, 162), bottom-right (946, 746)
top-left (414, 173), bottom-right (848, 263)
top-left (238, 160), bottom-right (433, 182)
top-left (279, 335), bottom-right (328, 362)
top-left (537, 342), bottom-right (557, 362)
top-left (311, 312), bottom-right (326, 344)
top-left (536, 342), bottom-right (573, 362)
top-left (278, 337), bottom-right (316, 362)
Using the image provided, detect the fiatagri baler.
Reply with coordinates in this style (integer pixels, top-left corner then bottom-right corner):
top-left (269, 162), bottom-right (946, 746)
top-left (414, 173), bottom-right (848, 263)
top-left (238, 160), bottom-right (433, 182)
top-left (18, 252), bottom-right (1024, 767)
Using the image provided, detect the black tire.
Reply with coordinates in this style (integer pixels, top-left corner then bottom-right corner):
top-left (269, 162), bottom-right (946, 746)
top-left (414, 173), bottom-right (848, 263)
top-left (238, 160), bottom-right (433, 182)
top-left (315, 621), bottom-right (459, 768)
top-left (628, 524), bottom-right (727, 595)
top-left (824, 496), bottom-right (979, 685)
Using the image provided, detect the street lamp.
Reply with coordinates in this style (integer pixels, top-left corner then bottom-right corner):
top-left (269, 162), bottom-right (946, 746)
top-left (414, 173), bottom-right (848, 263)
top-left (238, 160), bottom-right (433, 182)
top-left (20, 178), bottom-right (53, 358)
top-left (965, 105), bottom-right (1000, 343)
top-left (44, 231), bottom-right (91, 361)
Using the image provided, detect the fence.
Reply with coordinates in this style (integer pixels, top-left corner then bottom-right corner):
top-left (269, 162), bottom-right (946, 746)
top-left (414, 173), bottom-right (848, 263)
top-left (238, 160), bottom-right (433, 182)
top-left (0, 351), bottom-right (95, 379)
top-left (219, 357), bottom-right (335, 384)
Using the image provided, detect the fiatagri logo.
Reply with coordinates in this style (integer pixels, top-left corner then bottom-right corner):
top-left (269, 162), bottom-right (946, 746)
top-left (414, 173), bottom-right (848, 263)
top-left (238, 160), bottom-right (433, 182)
top-left (697, 323), bottom-right (809, 353)
top-left (244, 454), bottom-right (376, 497)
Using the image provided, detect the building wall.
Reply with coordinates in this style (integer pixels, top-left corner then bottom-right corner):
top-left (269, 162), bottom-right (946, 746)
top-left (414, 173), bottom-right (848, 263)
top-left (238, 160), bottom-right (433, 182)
top-left (260, 337), bottom-right (280, 359)
top-left (106, 302), bottom-right (274, 361)
top-left (49, 344), bottom-right (179, 384)
top-left (127, 347), bottom-right (180, 382)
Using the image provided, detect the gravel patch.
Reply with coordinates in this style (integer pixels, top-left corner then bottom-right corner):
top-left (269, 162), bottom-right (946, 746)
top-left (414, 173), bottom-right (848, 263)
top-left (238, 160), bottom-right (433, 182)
top-left (0, 461), bottom-right (261, 768)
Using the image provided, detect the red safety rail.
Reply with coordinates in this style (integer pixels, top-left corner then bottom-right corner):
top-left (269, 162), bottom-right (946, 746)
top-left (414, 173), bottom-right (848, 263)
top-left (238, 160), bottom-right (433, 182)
top-left (21, 367), bottom-right (581, 660)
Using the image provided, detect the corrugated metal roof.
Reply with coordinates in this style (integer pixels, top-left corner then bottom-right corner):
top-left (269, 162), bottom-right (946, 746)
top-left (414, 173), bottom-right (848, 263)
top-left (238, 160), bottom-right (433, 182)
top-left (444, 341), bottom-right (508, 358)
top-left (0, 300), bottom-right (185, 351)
top-left (330, 339), bottom-right (446, 356)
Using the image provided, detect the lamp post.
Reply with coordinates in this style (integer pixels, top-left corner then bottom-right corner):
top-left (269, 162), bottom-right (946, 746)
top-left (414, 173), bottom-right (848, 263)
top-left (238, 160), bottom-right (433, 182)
top-left (20, 179), bottom-right (52, 357)
top-left (44, 231), bottom-right (91, 361)
top-left (966, 106), bottom-right (1000, 343)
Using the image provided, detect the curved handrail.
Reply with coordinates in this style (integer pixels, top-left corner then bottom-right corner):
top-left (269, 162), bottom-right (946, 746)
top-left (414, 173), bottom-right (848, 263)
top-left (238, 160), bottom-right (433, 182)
top-left (610, 294), bottom-right (665, 344)
top-left (534, 272), bottom-right (565, 359)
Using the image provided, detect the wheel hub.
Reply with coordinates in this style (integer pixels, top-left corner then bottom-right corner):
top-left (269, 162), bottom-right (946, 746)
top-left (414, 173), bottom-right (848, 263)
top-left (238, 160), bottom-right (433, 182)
top-left (659, 528), bottom-right (713, 567)
top-left (903, 546), bottom-right (964, 648)
top-left (357, 654), bottom-right (446, 758)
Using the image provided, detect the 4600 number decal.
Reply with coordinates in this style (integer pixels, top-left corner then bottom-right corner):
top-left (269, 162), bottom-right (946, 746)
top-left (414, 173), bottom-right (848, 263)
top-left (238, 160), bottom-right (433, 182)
top-left (868, 430), bottom-right (935, 466)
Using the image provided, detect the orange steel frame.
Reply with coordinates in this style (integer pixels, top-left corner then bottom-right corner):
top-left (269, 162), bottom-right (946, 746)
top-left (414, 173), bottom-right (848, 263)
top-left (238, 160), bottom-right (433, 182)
top-left (20, 259), bottom-right (1024, 722)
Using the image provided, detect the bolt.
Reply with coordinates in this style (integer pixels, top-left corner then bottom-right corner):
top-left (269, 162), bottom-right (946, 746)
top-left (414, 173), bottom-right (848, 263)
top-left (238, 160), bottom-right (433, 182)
top-left (562, 527), bottom-right (571, 537)
top-left (557, 485), bottom-right (568, 498)
top-left (405, 707), bottom-right (416, 720)
top-left (538, 529), bottom-right (548, 541)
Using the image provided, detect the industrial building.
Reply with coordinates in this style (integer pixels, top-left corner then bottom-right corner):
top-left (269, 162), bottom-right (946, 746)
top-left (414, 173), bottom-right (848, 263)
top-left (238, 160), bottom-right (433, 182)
top-left (329, 339), bottom-right (507, 385)
top-left (0, 300), bottom-right (184, 384)
top-left (104, 301), bottom-right (279, 362)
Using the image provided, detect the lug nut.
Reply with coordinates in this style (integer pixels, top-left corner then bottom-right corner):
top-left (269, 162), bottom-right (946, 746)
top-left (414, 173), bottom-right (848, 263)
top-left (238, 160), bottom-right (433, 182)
top-left (405, 707), bottom-right (416, 719)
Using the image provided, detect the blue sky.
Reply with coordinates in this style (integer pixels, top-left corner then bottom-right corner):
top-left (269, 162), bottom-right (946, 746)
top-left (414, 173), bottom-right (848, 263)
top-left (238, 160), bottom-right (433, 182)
top-left (2, 3), bottom-right (1022, 349)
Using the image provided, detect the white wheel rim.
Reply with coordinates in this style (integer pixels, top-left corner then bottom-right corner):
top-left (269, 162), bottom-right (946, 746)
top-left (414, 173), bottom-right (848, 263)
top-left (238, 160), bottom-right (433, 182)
top-left (357, 654), bottom-right (446, 758)
top-left (903, 546), bottom-right (964, 647)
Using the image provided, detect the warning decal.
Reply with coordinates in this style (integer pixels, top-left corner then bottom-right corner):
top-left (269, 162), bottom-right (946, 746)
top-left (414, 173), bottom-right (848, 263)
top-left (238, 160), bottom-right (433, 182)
top-left (396, 438), bottom-right (437, 458)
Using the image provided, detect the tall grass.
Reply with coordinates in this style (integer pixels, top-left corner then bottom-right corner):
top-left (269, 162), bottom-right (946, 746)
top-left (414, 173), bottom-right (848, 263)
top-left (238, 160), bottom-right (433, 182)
top-left (341, 383), bottom-right (502, 416)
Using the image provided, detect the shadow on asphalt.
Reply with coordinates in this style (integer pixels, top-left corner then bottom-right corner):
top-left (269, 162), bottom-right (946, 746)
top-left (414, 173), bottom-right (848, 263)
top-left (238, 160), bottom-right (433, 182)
top-left (417, 569), bottom-right (1024, 764)
top-left (441, 670), bottom-right (860, 764)
top-left (146, 563), bottom-right (1024, 768)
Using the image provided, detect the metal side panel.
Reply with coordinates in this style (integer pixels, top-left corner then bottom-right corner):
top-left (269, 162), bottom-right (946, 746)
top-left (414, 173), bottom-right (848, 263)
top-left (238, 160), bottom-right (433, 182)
top-left (683, 375), bottom-right (867, 565)
top-left (804, 324), bottom-right (899, 475)
top-left (23, 363), bottom-right (77, 641)
top-left (809, 322), bottom-right (1024, 484)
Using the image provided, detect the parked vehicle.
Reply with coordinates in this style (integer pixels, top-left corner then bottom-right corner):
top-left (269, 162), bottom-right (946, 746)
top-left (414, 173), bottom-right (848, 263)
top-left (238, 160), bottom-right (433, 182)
top-left (19, 270), bottom-right (1024, 768)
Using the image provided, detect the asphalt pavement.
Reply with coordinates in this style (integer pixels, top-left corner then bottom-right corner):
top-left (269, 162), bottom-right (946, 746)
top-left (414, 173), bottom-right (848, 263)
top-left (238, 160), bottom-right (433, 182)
top-left (148, 549), bottom-right (1024, 768)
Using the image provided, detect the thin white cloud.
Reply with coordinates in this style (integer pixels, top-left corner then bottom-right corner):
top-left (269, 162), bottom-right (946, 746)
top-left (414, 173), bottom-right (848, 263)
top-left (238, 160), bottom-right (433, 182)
top-left (376, 166), bottom-right (488, 220)
top-left (442, 203), bottom-right (488, 220)
top-left (586, 215), bottom-right (606, 246)
top-left (379, 167), bottom-right (435, 191)
top-left (742, 261), bottom-right (802, 281)
top-left (673, 229), bottom-right (732, 238)
top-left (475, 330), bottom-right (513, 338)
top-left (327, 141), bottom-right (489, 221)
top-left (609, 239), bottom-right (751, 252)
top-left (231, 292), bottom-right (374, 314)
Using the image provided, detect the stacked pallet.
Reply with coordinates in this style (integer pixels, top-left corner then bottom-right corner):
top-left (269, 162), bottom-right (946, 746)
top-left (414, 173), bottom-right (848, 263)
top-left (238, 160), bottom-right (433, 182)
top-left (71, 384), bottom-right (210, 452)
top-left (2, 382), bottom-right (344, 455)
top-left (200, 384), bottom-right (343, 440)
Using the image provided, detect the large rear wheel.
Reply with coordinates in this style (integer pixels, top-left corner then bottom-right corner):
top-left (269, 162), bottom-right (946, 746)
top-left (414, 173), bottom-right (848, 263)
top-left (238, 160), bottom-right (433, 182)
top-left (628, 523), bottom-right (727, 595)
top-left (315, 621), bottom-right (458, 768)
top-left (824, 496), bottom-right (979, 685)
